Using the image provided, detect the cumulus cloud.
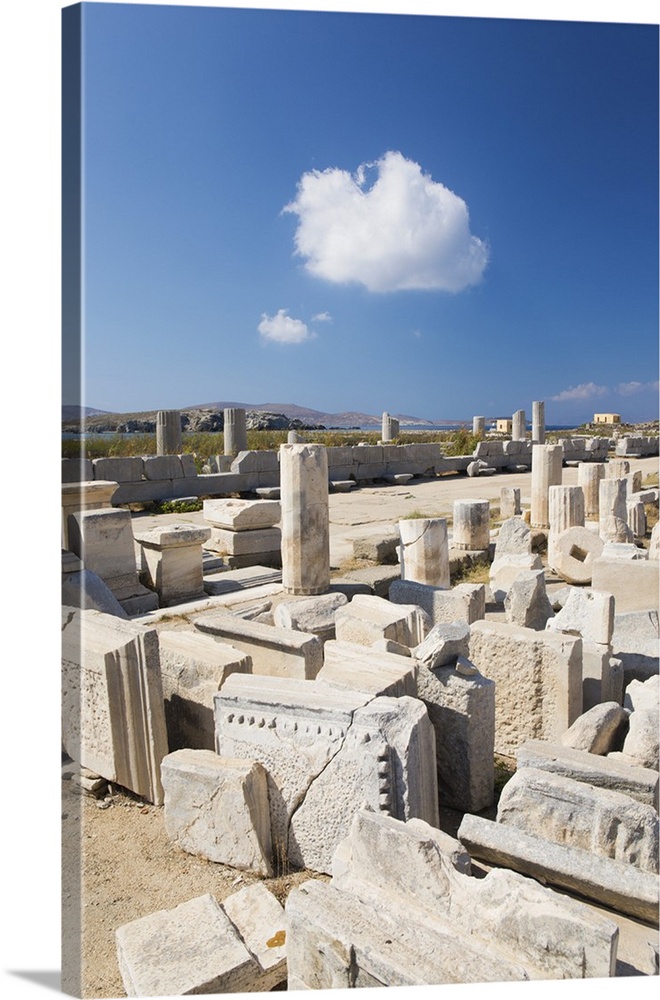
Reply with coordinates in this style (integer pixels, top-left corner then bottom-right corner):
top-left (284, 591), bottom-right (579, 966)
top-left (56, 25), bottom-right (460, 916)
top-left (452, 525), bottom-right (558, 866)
top-left (283, 151), bottom-right (489, 293)
top-left (257, 309), bottom-right (315, 345)
top-left (616, 380), bottom-right (659, 396)
top-left (550, 382), bottom-right (608, 402)
top-left (312, 311), bottom-right (332, 322)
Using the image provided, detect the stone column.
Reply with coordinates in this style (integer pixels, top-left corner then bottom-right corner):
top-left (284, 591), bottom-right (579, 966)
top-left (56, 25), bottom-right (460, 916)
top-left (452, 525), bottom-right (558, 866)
top-left (398, 517), bottom-right (449, 588)
top-left (500, 486), bottom-right (521, 520)
top-left (547, 485), bottom-right (585, 570)
top-left (577, 462), bottom-right (605, 518)
top-left (532, 401), bottom-right (545, 445)
top-left (452, 500), bottom-right (490, 551)
top-left (381, 412), bottom-right (399, 442)
top-left (280, 444), bottom-right (330, 595)
top-left (224, 407), bottom-right (247, 457)
top-left (287, 430), bottom-right (301, 444)
top-left (627, 500), bottom-right (647, 540)
top-left (530, 444), bottom-right (563, 528)
top-left (156, 410), bottom-right (182, 456)
top-left (512, 409), bottom-right (526, 442)
top-left (599, 478), bottom-right (633, 543)
top-left (472, 416), bottom-right (485, 439)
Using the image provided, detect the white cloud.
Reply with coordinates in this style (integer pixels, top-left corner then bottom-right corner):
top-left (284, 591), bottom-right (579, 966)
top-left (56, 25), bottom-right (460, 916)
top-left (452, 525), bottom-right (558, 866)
top-left (283, 151), bottom-right (489, 293)
top-left (312, 311), bottom-right (332, 322)
top-left (257, 309), bottom-right (315, 345)
top-left (616, 380), bottom-right (659, 396)
top-left (550, 382), bottom-right (608, 402)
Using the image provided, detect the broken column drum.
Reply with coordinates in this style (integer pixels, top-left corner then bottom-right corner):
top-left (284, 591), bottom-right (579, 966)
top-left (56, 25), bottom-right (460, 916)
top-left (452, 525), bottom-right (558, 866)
top-left (532, 401), bottom-right (545, 445)
top-left (224, 407), bottom-right (248, 458)
top-left (280, 443), bottom-right (330, 596)
top-left (531, 444), bottom-right (563, 529)
top-left (381, 412), bottom-right (399, 442)
top-left (512, 409), bottom-right (526, 442)
top-left (472, 416), bottom-right (485, 439)
top-left (398, 518), bottom-right (450, 588)
top-left (599, 478), bottom-right (633, 543)
top-left (548, 485), bottom-right (585, 570)
top-left (578, 462), bottom-right (605, 518)
top-left (156, 410), bottom-right (182, 456)
top-left (452, 500), bottom-right (490, 551)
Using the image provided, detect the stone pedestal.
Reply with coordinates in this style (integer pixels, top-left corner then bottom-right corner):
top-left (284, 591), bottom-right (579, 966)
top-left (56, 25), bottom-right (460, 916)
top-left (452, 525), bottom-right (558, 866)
top-left (512, 409), bottom-right (526, 441)
top-left (472, 416), bottom-right (485, 439)
top-left (577, 462), bottom-right (605, 517)
top-left (531, 444), bottom-right (563, 528)
top-left (381, 412), bottom-right (400, 442)
top-left (280, 444), bottom-right (330, 595)
top-left (532, 401), bottom-right (545, 445)
top-left (156, 410), bottom-right (183, 455)
top-left (134, 523), bottom-right (212, 606)
top-left (452, 500), bottom-right (490, 551)
top-left (62, 480), bottom-right (117, 549)
top-left (599, 478), bottom-right (633, 543)
top-left (224, 407), bottom-right (248, 457)
top-left (398, 517), bottom-right (449, 587)
top-left (548, 485), bottom-right (585, 570)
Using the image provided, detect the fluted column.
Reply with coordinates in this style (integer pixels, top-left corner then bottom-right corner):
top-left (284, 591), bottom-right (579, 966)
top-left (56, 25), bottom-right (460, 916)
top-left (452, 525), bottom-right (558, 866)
top-left (577, 462), bottom-right (605, 518)
top-left (548, 485), bottom-right (585, 570)
top-left (156, 410), bottom-right (182, 456)
top-left (472, 416), bottom-right (485, 439)
top-left (224, 408), bottom-right (247, 457)
top-left (599, 478), bottom-right (633, 543)
top-left (530, 444), bottom-right (563, 528)
top-left (512, 409), bottom-right (526, 441)
top-left (453, 499), bottom-right (490, 551)
top-left (532, 401), bottom-right (545, 444)
top-left (381, 412), bottom-right (399, 442)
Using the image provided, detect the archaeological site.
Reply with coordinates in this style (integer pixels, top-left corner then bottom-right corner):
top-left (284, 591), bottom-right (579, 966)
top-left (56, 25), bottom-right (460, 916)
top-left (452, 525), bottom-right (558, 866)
top-left (61, 405), bottom-right (660, 997)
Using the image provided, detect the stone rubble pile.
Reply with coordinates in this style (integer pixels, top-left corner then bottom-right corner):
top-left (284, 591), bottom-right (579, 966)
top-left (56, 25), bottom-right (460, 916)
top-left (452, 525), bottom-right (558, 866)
top-left (60, 429), bottom-right (660, 993)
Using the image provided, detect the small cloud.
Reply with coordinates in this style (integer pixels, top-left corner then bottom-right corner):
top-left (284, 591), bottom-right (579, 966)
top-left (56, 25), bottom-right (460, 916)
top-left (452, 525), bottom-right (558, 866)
top-left (413, 329), bottom-right (422, 339)
top-left (616, 380), bottom-right (659, 396)
top-left (312, 311), bottom-right (332, 322)
top-left (550, 382), bottom-right (608, 403)
top-left (283, 150), bottom-right (489, 293)
top-left (257, 309), bottom-right (315, 345)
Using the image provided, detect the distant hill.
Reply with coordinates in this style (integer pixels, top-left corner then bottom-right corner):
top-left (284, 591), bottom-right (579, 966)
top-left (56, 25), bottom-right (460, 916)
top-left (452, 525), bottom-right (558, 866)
top-left (61, 405), bottom-right (112, 421)
top-left (188, 401), bottom-right (433, 427)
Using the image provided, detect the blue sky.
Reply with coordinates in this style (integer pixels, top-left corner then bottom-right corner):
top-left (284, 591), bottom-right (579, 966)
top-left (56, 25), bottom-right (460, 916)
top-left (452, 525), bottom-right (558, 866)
top-left (68, 1), bottom-right (658, 426)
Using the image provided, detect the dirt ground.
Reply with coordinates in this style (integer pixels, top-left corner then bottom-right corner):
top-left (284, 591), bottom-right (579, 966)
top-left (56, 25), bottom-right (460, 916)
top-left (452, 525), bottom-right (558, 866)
top-left (62, 457), bottom-right (660, 997)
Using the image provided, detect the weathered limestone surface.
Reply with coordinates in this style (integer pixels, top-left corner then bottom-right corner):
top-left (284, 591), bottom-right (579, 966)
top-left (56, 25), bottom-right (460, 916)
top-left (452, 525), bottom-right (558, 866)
top-left (416, 658), bottom-right (495, 811)
top-left (649, 521), bottom-right (660, 559)
top-left (599, 477), bottom-right (634, 543)
top-left (67, 508), bottom-right (159, 613)
top-left (500, 486), bottom-right (521, 519)
top-left (134, 523), bottom-right (211, 606)
top-left (61, 568), bottom-right (129, 619)
top-left (531, 444), bottom-right (563, 528)
top-left (551, 525), bottom-right (604, 584)
top-left (504, 569), bottom-right (554, 630)
top-left (116, 893), bottom-right (260, 996)
top-left (620, 709), bottom-right (660, 771)
top-left (352, 529), bottom-right (399, 564)
top-left (627, 499), bottom-right (647, 539)
top-left (512, 409), bottom-right (526, 441)
top-left (489, 553), bottom-right (544, 604)
top-left (546, 586), bottom-right (614, 645)
top-left (560, 700), bottom-right (627, 756)
top-left (532, 400), bottom-right (545, 444)
top-left (320, 810), bottom-right (617, 982)
top-left (207, 525), bottom-right (281, 556)
top-left (625, 675), bottom-right (660, 714)
top-left (398, 517), bottom-right (449, 586)
top-left (495, 516), bottom-right (533, 555)
top-left (578, 462), bottom-right (606, 517)
top-left (497, 767), bottom-right (658, 873)
top-left (469, 620), bottom-right (582, 755)
top-left (273, 591), bottom-right (347, 641)
top-left (389, 579), bottom-right (485, 625)
top-left (155, 409), bottom-right (182, 456)
top-left (452, 499), bottom-right (490, 551)
top-left (516, 739), bottom-right (659, 808)
top-left (280, 444), bottom-right (330, 595)
top-left (193, 609), bottom-right (323, 679)
top-left (547, 485), bottom-right (585, 570)
top-left (61, 608), bottom-right (168, 804)
top-left (413, 622), bottom-right (470, 668)
top-left (61, 479), bottom-right (117, 548)
top-left (158, 630), bottom-right (251, 750)
top-left (203, 498), bottom-right (281, 530)
top-left (319, 639), bottom-right (418, 698)
top-left (335, 594), bottom-right (429, 649)
top-left (221, 883), bottom-right (287, 990)
top-left (472, 415), bottom-right (485, 438)
top-left (214, 674), bottom-right (438, 873)
top-left (458, 812), bottom-right (659, 924)
top-left (593, 557), bottom-right (659, 618)
top-left (610, 609), bottom-right (659, 687)
top-left (161, 750), bottom-right (273, 874)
